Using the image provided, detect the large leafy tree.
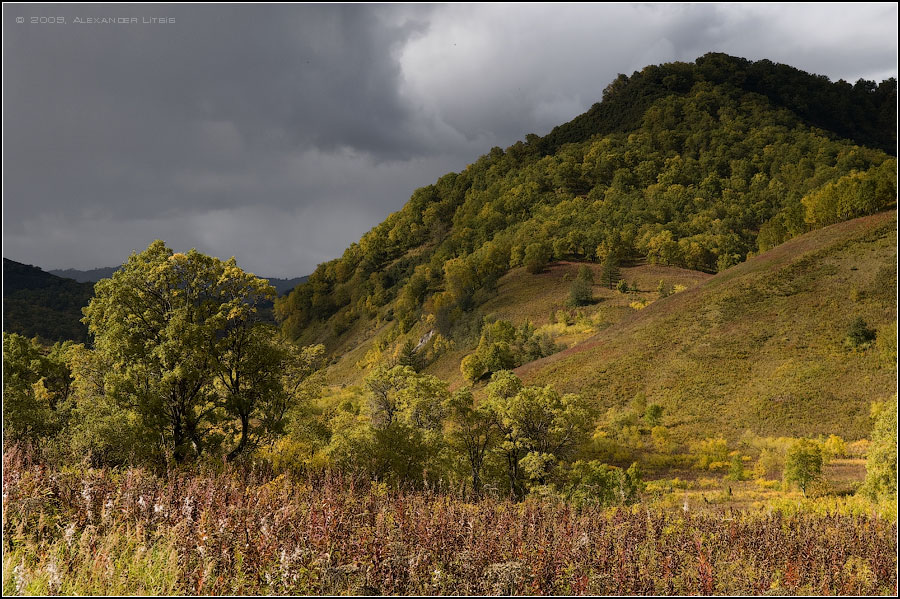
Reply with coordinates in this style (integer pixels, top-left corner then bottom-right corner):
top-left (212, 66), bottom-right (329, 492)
top-left (214, 325), bottom-right (326, 461)
top-left (484, 371), bottom-right (593, 499)
top-left (350, 365), bottom-right (449, 485)
top-left (83, 240), bottom-right (278, 462)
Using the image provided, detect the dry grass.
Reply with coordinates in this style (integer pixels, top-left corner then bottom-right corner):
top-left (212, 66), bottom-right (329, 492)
top-left (517, 211), bottom-right (897, 442)
top-left (3, 447), bottom-right (896, 596)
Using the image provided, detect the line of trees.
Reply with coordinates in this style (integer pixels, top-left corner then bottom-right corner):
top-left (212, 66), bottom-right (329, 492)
top-left (326, 365), bottom-right (601, 501)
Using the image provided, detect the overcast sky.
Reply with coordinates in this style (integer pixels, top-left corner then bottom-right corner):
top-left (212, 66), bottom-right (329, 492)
top-left (3, 3), bottom-right (897, 277)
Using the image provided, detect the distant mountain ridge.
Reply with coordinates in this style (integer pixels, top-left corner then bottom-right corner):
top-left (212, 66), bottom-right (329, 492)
top-left (48, 266), bottom-right (308, 295)
top-left (47, 266), bottom-right (119, 283)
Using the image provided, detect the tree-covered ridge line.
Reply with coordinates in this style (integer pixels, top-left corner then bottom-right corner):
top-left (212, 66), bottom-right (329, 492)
top-left (538, 52), bottom-right (896, 156)
top-left (275, 53), bottom-right (896, 345)
top-left (2, 259), bottom-right (95, 343)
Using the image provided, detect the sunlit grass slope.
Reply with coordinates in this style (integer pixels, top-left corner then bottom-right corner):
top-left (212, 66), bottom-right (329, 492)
top-left (517, 211), bottom-right (897, 441)
top-left (315, 260), bottom-right (711, 390)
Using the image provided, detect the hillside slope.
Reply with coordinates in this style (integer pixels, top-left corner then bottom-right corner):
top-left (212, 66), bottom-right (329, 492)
top-left (517, 211), bottom-right (897, 441)
top-left (2, 259), bottom-right (94, 343)
top-left (47, 266), bottom-right (119, 283)
top-left (276, 53), bottom-right (896, 371)
top-left (319, 259), bottom-right (713, 389)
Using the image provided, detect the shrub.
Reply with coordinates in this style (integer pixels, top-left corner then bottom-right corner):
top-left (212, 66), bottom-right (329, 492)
top-left (846, 317), bottom-right (877, 348)
top-left (657, 280), bottom-right (671, 298)
top-left (693, 437), bottom-right (729, 470)
top-left (726, 452), bottom-right (749, 481)
top-left (524, 242), bottom-right (551, 274)
top-left (569, 278), bottom-right (593, 306)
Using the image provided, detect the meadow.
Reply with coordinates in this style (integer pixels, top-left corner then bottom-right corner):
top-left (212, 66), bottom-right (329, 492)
top-left (3, 445), bottom-right (896, 596)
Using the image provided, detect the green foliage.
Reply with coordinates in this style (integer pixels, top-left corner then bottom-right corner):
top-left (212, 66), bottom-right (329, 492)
top-left (276, 55), bottom-right (896, 348)
top-left (568, 277), bottom-right (593, 306)
top-left (59, 348), bottom-right (157, 465)
top-left (459, 353), bottom-right (485, 385)
top-left (656, 279), bottom-right (672, 298)
top-left (396, 339), bottom-right (423, 372)
top-left (484, 371), bottom-right (593, 499)
top-left (600, 252), bottom-right (621, 290)
top-left (620, 462), bottom-right (645, 504)
top-left (644, 403), bottom-right (664, 426)
top-left (221, 334), bottom-right (326, 461)
top-left (802, 159), bottom-right (897, 227)
top-left (460, 319), bottom-right (558, 382)
top-left (539, 53), bottom-right (897, 156)
top-left (321, 366), bottom-right (454, 486)
top-left (821, 434), bottom-right (847, 464)
top-left (784, 439), bottom-right (824, 495)
top-left (863, 399), bottom-right (898, 501)
top-left (80, 241), bottom-right (321, 464)
top-left (569, 264), bottom-right (594, 306)
top-left (846, 316), bottom-right (877, 348)
top-left (524, 242), bottom-right (552, 274)
top-left (444, 387), bottom-right (495, 495)
top-left (2, 259), bottom-right (94, 343)
top-left (576, 264), bottom-right (594, 285)
top-left (563, 460), bottom-right (621, 507)
top-left (756, 448), bottom-right (784, 480)
top-left (365, 365), bottom-right (447, 430)
top-left (2, 332), bottom-right (74, 443)
top-left (693, 437), bottom-right (729, 470)
top-left (726, 453), bottom-right (748, 481)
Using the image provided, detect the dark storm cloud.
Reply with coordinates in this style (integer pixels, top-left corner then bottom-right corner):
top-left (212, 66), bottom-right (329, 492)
top-left (2, 4), bottom-right (897, 276)
top-left (4, 5), bottom-right (435, 217)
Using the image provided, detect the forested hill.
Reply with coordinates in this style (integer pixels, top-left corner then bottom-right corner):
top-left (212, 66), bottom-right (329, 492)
top-left (537, 52), bottom-right (897, 156)
top-left (275, 53), bottom-right (897, 348)
top-left (2, 259), bottom-right (94, 343)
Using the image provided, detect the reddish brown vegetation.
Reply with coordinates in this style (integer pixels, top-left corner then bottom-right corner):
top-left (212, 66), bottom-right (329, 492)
top-left (3, 446), bottom-right (896, 595)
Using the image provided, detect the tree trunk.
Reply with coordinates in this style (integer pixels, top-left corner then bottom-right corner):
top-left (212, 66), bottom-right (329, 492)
top-left (227, 413), bottom-right (250, 462)
top-left (172, 418), bottom-right (187, 463)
